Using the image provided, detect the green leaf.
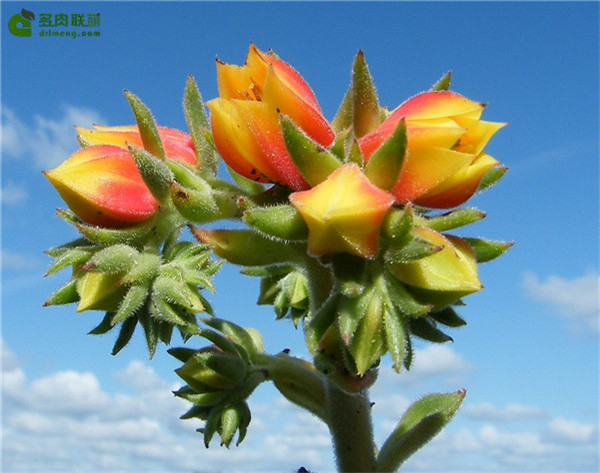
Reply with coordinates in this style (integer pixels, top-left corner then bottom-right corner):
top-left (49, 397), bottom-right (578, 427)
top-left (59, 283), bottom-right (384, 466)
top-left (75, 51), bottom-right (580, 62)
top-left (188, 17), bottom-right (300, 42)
top-left (352, 50), bottom-right (384, 138)
top-left (430, 71), bottom-right (452, 91)
top-left (425, 208), bottom-right (486, 232)
top-left (477, 164), bottom-right (507, 192)
top-left (376, 390), bottom-right (466, 472)
top-left (463, 237), bottom-right (514, 263)
top-left (124, 90), bottom-right (165, 160)
top-left (128, 144), bottom-right (173, 201)
top-left (281, 116), bottom-right (342, 186)
top-left (202, 317), bottom-right (263, 359)
top-left (183, 75), bottom-right (218, 176)
top-left (364, 119), bottom-right (407, 190)
top-left (243, 204), bottom-right (308, 241)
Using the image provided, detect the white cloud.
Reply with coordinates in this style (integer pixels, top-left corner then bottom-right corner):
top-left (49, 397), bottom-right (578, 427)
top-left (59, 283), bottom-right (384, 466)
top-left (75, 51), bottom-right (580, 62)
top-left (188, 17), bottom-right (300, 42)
top-left (1, 105), bottom-right (105, 169)
top-left (546, 417), bottom-right (597, 443)
top-left (0, 180), bottom-right (27, 204)
top-left (523, 270), bottom-right (599, 334)
top-left (0, 249), bottom-right (41, 271)
top-left (464, 401), bottom-right (545, 421)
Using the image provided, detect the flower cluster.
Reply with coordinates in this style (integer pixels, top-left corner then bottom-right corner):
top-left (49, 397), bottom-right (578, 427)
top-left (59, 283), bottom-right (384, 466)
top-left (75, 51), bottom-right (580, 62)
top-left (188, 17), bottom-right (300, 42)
top-left (43, 44), bottom-right (510, 457)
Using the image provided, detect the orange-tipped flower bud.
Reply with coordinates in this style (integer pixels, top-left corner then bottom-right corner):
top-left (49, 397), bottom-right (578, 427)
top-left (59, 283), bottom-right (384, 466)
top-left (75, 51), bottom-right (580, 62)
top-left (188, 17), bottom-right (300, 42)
top-left (207, 44), bottom-right (335, 190)
top-left (359, 91), bottom-right (505, 208)
top-left (44, 145), bottom-right (159, 228)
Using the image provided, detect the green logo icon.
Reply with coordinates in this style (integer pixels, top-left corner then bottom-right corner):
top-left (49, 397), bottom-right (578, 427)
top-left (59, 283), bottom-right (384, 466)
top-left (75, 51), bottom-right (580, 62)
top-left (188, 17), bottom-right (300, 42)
top-left (8, 8), bottom-right (35, 37)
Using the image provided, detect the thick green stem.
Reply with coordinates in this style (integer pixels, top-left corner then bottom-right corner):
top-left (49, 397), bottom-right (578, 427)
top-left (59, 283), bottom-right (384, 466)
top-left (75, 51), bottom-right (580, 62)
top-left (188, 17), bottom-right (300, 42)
top-left (325, 379), bottom-right (376, 472)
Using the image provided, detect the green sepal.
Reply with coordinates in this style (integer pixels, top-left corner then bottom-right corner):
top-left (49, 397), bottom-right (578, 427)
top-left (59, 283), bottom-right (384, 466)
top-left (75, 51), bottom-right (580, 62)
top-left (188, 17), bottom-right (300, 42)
top-left (348, 291), bottom-right (385, 375)
top-left (375, 390), bottom-right (465, 472)
top-left (332, 253), bottom-right (368, 297)
top-left (383, 308), bottom-right (407, 373)
top-left (463, 237), bottom-right (514, 263)
top-left (83, 244), bottom-right (140, 274)
top-left (382, 206), bottom-right (414, 242)
top-left (111, 284), bottom-right (149, 325)
top-left (364, 119), bottom-right (407, 190)
top-left (137, 304), bottom-right (161, 358)
top-left (149, 293), bottom-right (190, 327)
top-left (384, 234), bottom-right (443, 264)
top-left (352, 50), bottom-right (384, 138)
top-left (203, 407), bottom-right (222, 447)
top-left (430, 71), bottom-right (452, 91)
top-left (219, 405), bottom-right (242, 447)
top-left (304, 293), bottom-right (340, 353)
top-left (202, 318), bottom-right (264, 360)
top-left (120, 252), bottom-right (161, 284)
top-left (45, 247), bottom-right (94, 276)
top-left (43, 278), bottom-right (79, 306)
top-left (383, 270), bottom-right (433, 316)
top-left (170, 181), bottom-right (219, 223)
top-left (409, 317), bottom-right (453, 343)
top-left (180, 404), bottom-right (214, 421)
top-left (183, 75), bottom-right (218, 176)
top-left (128, 144), bottom-right (173, 201)
top-left (338, 288), bottom-right (372, 344)
top-left (425, 208), bottom-right (486, 232)
top-left (191, 228), bottom-right (303, 267)
top-left (167, 160), bottom-right (213, 194)
top-left (226, 165), bottom-right (265, 195)
top-left (111, 316), bottom-right (138, 355)
top-left (152, 274), bottom-right (204, 312)
top-left (44, 238), bottom-right (91, 257)
top-left (430, 307), bottom-right (466, 328)
top-left (233, 402), bottom-right (251, 446)
top-left (55, 209), bottom-right (158, 246)
top-left (347, 139), bottom-right (364, 166)
top-left (174, 386), bottom-right (228, 406)
top-left (168, 347), bottom-right (198, 363)
top-left (331, 86), bottom-right (353, 134)
top-left (281, 116), bottom-right (342, 186)
top-left (477, 164), bottom-right (507, 193)
top-left (124, 90), bottom-right (165, 160)
top-left (243, 204), bottom-right (308, 241)
top-left (88, 311), bottom-right (115, 335)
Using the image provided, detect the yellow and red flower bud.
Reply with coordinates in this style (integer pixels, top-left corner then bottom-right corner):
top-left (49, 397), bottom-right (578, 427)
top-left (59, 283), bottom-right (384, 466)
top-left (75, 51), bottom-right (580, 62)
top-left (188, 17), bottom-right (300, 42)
top-left (44, 145), bottom-right (159, 228)
top-left (289, 163), bottom-right (395, 259)
top-left (76, 124), bottom-right (197, 166)
top-left (207, 44), bottom-right (335, 190)
top-left (359, 91), bottom-right (504, 208)
top-left (388, 227), bottom-right (482, 299)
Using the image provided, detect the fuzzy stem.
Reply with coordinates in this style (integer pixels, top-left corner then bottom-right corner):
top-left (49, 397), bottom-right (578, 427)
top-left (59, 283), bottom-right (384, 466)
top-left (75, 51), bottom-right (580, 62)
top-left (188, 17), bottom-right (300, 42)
top-left (325, 379), bottom-right (376, 472)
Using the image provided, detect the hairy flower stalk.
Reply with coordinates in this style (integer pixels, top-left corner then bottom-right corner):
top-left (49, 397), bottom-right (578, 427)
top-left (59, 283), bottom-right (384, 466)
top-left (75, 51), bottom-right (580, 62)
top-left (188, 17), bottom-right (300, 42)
top-left (44, 45), bottom-right (510, 472)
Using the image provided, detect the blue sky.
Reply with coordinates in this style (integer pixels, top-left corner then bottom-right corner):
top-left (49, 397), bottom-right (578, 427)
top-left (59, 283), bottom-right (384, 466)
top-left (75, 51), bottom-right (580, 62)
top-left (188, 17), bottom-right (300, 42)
top-left (1, 1), bottom-right (598, 472)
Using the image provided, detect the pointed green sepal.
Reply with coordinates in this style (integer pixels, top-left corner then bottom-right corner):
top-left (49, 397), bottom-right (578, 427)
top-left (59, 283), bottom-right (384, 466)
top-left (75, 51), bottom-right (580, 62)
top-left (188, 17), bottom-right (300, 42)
top-left (202, 317), bottom-right (264, 360)
top-left (477, 164), bottom-right (507, 193)
top-left (430, 307), bottom-right (466, 327)
top-left (170, 181), bottom-right (219, 223)
top-left (382, 206), bottom-right (414, 242)
top-left (111, 316), bottom-right (138, 355)
top-left (128, 144), bottom-right (173, 201)
top-left (83, 244), bottom-right (139, 274)
top-left (383, 308), bottom-right (407, 373)
top-left (430, 71), bottom-right (452, 91)
top-left (281, 116), bottom-right (342, 186)
top-left (191, 228), bottom-right (303, 267)
top-left (352, 50), bottom-right (384, 138)
top-left (348, 291), bottom-right (385, 375)
top-left (124, 90), bottom-right (165, 160)
top-left (364, 119), bottom-right (407, 190)
top-left (167, 159), bottom-right (213, 193)
top-left (219, 404), bottom-right (243, 447)
top-left (45, 247), bottom-right (94, 276)
top-left (409, 317), bottom-right (453, 343)
top-left (425, 208), bottom-right (486, 232)
top-left (152, 275), bottom-right (204, 313)
top-left (384, 234), bottom-right (444, 264)
top-left (463, 237), bottom-right (514, 263)
top-left (375, 390), bottom-right (466, 472)
top-left (331, 86), bottom-right (353, 134)
top-left (43, 279), bottom-right (79, 306)
top-left (110, 284), bottom-right (149, 325)
top-left (183, 75), bottom-right (218, 176)
top-left (243, 204), bottom-right (309, 241)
